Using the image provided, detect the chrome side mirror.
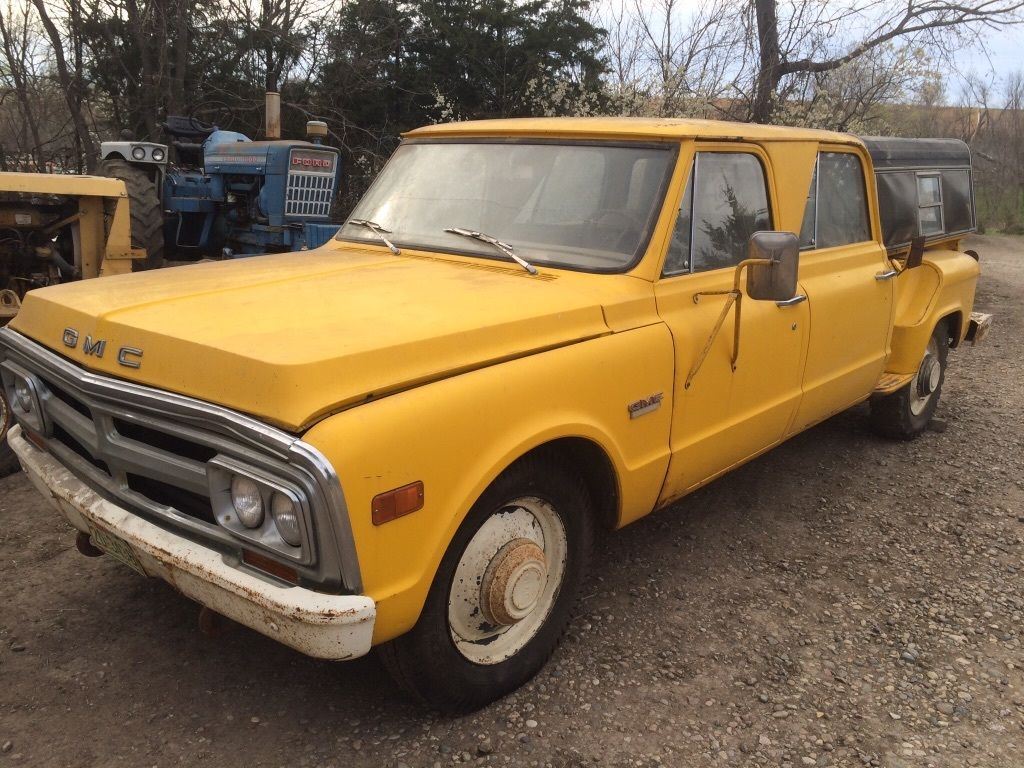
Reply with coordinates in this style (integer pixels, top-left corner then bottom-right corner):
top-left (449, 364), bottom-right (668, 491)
top-left (745, 231), bottom-right (799, 302)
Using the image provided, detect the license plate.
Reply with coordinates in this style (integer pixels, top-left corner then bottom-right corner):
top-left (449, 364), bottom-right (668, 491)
top-left (87, 524), bottom-right (147, 577)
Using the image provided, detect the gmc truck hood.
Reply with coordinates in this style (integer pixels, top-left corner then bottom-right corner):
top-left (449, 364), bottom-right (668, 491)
top-left (10, 246), bottom-right (653, 431)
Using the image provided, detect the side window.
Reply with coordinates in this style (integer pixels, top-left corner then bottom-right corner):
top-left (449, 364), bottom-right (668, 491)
top-left (916, 174), bottom-right (943, 235)
top-left (663, 169), bottom-right (693, 275)
top-left (800, 152), bottom-right (871, 249)
top-left (663, 152), bottom-right (771, 276)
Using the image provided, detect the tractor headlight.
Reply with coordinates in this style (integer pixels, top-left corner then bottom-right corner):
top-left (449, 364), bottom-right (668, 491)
top-left (131, 145), bottom-right (146, 161)
top-left (151, 147), bottom-right (165, 162)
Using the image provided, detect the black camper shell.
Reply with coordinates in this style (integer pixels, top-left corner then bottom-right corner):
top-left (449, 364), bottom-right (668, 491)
top-left (859, 136), bottom-right (976, 252)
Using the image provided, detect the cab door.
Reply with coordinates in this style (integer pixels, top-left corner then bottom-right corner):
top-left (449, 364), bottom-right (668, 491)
top-left (788, 148), bottom-right (894, 433)
top-left (654, 145), bottom-right (809, 505)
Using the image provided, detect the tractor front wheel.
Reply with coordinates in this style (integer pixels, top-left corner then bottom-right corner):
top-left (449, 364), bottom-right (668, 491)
top-left (99, 158), bottom-right (165, 271)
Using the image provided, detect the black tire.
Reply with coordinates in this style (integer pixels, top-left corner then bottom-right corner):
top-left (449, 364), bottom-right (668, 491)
top-left (0, 389), bottom-right (20, 478)
top-left (378, 456), bottom-right (594, 713)
top-left (99, 158), bottom-right (165, 271)
top-left (870, 322), bottom-right (948, 440)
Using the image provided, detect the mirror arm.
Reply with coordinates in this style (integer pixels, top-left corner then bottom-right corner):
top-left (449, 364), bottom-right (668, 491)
top-left (732, 257), bottom-right (775, 292)
top-left (686, 289), bottom-right (740, 389)
top-left (686, 257), bottom-right (775, 389)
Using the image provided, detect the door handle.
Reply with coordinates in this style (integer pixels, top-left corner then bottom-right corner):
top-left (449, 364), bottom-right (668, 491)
top-left (875, 269), bottom-right (899, 281)
top-left (775, 294), bottom-right (807, 307)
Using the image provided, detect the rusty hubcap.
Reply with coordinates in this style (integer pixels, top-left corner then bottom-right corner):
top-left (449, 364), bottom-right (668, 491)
top-left (480, 538), bottom-right (548, 626)
top-left (911, 337), bottom-right (941, 416)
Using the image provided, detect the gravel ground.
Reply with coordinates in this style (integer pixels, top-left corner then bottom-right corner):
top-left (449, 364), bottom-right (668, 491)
top-left (1, 234), bottom-right (1021, 768)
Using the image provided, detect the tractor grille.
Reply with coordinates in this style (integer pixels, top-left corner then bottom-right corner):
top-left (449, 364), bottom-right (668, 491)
top-left (285, 170), bottom-right (334, 218)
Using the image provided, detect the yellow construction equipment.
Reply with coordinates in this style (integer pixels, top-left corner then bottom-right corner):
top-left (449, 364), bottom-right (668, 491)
top-left (0, 172), bottom-right (147, 474)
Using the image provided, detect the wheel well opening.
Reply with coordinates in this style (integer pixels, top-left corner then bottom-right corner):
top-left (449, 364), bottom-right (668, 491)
top-left (520, 438), bottom-right (620, 530)
top-left (941, 311), bottom-right (963, 348)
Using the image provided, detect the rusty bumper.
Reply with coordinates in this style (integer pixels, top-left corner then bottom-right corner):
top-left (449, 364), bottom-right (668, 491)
top-left (9, 425), bottom-right (376, 660)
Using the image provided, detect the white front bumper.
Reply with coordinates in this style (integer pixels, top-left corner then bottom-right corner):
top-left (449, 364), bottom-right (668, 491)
top-left (9, 425), bottom-right (375, 660)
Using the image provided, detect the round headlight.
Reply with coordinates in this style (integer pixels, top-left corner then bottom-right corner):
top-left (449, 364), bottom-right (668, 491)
top-left (271, 492), bottom-right (302, 547)
top-left (14, 379), bottom-right (32, 412)
top-left (230, 476), bottom-right (264, 528)
top-left (131, 145), bottom-right (146, 161)
top-left (151, 147), bottom-right (165, 162)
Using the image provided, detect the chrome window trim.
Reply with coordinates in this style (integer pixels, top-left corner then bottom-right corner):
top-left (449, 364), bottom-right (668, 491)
top-left (0, 326), bottom-right (362, 593)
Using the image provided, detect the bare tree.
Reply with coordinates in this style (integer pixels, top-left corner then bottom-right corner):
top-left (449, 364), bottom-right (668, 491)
top-left (30, 0), bottom-right (98, 169)
top-left (597, 0), bottom-right (750, 117)
top-left (952, 70), bottom-right (1024, 230)
top-left (751, 0), bottom-right (1024, 123)
top-left (0, 3), bottom-right (44, 167)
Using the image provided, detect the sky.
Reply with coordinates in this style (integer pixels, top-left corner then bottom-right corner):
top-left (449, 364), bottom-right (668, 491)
top-left (954, 25), bottom-right (1023, 83)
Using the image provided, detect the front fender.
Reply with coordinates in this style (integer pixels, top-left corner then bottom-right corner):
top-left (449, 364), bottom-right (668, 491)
top-left (887, 249), bottom-right (979, 376)
top-left (302, 324), bottom-right (675, 643)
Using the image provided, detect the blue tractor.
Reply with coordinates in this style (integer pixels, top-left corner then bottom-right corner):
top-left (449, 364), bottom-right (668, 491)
top-left (98, 115), bottom-right (342, 269)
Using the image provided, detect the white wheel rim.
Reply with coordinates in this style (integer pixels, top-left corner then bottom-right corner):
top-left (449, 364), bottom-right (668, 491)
top-left (910, 337), bottom-right (941, 416)
top-left (0, 391), bottom-right (10, 442)
top-left (448, 496), bottom-right (567, 665)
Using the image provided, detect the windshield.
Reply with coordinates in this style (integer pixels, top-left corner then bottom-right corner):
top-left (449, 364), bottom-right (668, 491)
top-left (336, 140), bottom-right (676, 272)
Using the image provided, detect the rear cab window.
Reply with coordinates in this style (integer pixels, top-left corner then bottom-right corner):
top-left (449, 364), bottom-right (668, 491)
top-left (799, 151), bottom-right (872, 250)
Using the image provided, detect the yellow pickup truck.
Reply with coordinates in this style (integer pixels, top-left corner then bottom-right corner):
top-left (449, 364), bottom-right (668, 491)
top-left (0, 118), bottom-right (990, 711)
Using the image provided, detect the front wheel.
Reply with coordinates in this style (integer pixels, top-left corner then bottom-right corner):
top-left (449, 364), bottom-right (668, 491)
top-left (870, 323), bottom-right (948, 440)
top-left (379, 457), bottom-right (593, 712)
top-left (0, 390), bottom-right (20, 477)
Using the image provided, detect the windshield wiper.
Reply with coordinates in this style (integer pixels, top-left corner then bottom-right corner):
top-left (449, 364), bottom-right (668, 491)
top-left (347, 218), bottom-right (401, 255)
top-left (443, 227), bottom-right (537, 275)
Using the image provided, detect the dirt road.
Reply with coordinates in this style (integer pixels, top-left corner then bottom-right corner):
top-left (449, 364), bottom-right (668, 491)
top-left (1, 235), bottom-right (1021, 768)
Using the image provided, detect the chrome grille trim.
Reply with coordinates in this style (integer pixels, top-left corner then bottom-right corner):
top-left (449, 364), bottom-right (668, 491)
top-left (0, 327), bottom-right (362, 593)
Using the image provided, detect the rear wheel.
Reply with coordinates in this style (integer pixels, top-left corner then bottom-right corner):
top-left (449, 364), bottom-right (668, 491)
top-left (870, 323), bottom-right (948, 440)
top-left (0, 390), bottom-right (20, 477)
top-left (99, 158), bottom-right (165, 271)
top-left (379, 457), bottom-right (593, 712)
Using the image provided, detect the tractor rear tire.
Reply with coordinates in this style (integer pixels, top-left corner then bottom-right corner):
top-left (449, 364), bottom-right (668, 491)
top-left (99, 158), bottom-right (165, 271)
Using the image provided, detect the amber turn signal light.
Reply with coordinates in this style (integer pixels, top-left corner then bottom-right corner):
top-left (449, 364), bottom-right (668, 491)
top-left (372, 481), bottom-right (424, 525)
top-left (25, 429), bottom-right (46, 451)
top-left (242, 549), bottom-right (299, 583)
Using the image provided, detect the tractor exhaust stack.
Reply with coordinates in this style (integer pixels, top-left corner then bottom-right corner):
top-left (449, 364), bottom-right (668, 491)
top-left (265, 91), bottom-right (281, 139)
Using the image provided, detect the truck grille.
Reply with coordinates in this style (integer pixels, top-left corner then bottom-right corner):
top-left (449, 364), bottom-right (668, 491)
top-left (285, 170), bottom-right (334, 218)
top-left (0, 327), bottom-right (363, 593)
top-left (17, 364), bottom-right (227, 538)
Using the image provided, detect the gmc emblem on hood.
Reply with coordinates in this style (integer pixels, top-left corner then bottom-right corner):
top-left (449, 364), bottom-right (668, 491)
top-left (62, 327), bottom-right (143, 369)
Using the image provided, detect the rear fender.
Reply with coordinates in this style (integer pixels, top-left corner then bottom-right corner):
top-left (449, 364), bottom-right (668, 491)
top-left (887, 249), bottom-right (979, 376)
